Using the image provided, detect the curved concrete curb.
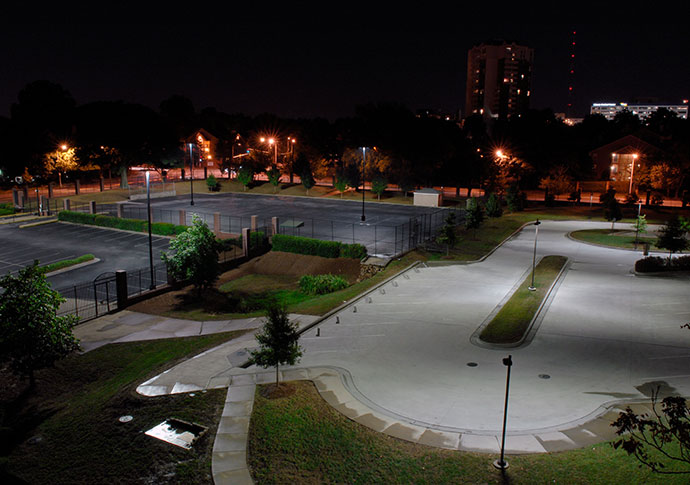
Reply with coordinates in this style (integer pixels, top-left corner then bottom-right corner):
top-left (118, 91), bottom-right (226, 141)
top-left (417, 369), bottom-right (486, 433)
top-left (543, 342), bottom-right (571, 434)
top-left (425, 219), bottom-right (538, 267)
top-left (213, 365), bottom-right (657, 484)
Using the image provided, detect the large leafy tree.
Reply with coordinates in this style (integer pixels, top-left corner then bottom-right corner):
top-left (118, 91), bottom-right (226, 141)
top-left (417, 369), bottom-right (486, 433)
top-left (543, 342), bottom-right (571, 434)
top-left (161, 215), bottom-right (222, 296)
top-left (9, 80), bottom-right (76, 179)
top-left (249, 303), bottom-right (303, 386)
top-left (0, 262), bottom-right (80, 387)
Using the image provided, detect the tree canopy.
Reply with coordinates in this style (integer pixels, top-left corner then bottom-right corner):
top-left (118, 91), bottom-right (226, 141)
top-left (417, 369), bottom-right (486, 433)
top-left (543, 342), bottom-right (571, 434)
top-left (0, 262), bottom-right (80, 386)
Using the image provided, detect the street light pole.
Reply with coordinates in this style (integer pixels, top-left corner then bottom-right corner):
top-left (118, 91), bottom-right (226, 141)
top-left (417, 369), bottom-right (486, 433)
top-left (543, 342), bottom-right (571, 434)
top-left (494, 355), bottom-right (513, 470)
top-left (188, 143), bottom-right (195, 206)
top-left (528, 219), bottom-right (541, 291)
top-left (146, 171), bottom-right (155, 290)
top-left (629, 153), bottom-right (638, 195)
top-left (361, 146), bottom-right (367, 222)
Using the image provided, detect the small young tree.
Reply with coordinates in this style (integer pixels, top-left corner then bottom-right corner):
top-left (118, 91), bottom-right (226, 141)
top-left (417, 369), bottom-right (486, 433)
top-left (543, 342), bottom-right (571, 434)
top-left (485, 192), bottom-right (503, 218)
top-left (334, 175), bottom-right (348, 198)
top-left (465, 197), bottom-right (485, 233)
top-left (612, 388), bottom-right (690, 474)
top-left (301, 168), bottom-right (315, 195)
top-left (162, 215), bottom-right (222, 296)
top-left (249, 303), bottom-right (303, 387)
top-left (371, 176), bottom-right (387, 200)
top-left (436, 211), bottom-right (458, 255)
top-left (656, 217), bottom-right (690, 264)
top-left (266, 166), bottom-right (281, 193)
top-left (205, 174), bottom-right (219, 191)
top-left (505, 183), bottom-right (526, 212)
top-left (601, 189), bottom-right (622, 228)
top-left (0, 262), bottom-right (80, 387)
top-left (237, 166), bottom-right (254, 191)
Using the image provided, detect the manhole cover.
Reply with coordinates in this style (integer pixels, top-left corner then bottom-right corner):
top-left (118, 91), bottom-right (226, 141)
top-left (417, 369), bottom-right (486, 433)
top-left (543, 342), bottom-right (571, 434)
top-left (467, 362), bottom-right (478, 367)
top-left (119, 415), bottom-right (133, 423)
top-left (538, 374), bottom-right (551, 379)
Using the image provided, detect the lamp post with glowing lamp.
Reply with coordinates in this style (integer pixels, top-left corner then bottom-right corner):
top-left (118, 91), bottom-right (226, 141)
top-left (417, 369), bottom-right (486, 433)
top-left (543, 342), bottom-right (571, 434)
top-left (628, 153), bottom-right (639, 195)
top-left (188, 143), bottom-right (195, 206)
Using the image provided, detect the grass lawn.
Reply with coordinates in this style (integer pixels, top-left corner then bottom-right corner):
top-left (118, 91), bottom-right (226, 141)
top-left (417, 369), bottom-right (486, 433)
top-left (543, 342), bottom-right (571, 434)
top-left (570, 229), bottom-right (657, 250)
top-left (248, 380), bottom-right (687, 484)
top-left (2, 330), bottom-right (247, 484)
top-left (480, 255), bottom-right (568, 344)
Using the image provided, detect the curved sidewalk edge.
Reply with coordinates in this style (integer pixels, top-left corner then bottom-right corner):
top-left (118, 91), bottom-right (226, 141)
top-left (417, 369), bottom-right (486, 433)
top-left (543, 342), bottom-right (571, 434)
top-left (211, 365), bottom-right (656, 485)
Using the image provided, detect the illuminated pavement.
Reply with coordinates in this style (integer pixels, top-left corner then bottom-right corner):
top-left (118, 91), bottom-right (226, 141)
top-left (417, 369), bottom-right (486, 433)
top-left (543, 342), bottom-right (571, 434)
top-left (119, 219), bottom-right (690, 481)
top-left (269, 220), bottom-right (690, 450)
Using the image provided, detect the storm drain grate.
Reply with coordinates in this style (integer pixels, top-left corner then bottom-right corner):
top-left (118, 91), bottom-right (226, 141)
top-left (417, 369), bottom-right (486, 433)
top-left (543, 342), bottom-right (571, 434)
top-left (145, 418), bottom-right (208, 449)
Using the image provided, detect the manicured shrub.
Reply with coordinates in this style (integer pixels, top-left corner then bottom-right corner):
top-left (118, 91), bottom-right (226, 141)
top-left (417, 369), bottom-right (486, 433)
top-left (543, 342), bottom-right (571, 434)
top-left (635, 256), bottom-right (667, 273)
top-left (299, 274), bottom-right (349, 295)
top-left (0, 203), bottom-right (15, 216)
top-left (58, 211), bottom-right (97, 224)
top-left (272, 234), bottom-right (342, 258)
top-left (62, 211), bottom-right (187, 236)
top-left (339, 243), bottom-right (368, 259)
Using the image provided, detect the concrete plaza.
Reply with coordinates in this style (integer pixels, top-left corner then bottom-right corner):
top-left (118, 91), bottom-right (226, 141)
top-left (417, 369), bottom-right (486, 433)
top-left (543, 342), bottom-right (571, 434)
top-left (71, 219), bottom-right (690, 480)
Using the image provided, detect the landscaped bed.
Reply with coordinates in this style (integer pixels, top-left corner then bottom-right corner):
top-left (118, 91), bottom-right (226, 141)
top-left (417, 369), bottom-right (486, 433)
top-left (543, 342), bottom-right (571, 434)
top-left (1, 330), bottom-right (248, 484)
top-left (247, 380), bottom-right (687, 483)
top-left (479, 255), bottom-right (568, 344)
top-left (128, 251), bottom-right (378, 319)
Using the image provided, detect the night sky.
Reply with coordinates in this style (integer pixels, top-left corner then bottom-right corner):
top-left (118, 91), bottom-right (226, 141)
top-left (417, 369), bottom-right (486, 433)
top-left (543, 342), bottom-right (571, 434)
top-left (1, 16), bottom-right (688, 121)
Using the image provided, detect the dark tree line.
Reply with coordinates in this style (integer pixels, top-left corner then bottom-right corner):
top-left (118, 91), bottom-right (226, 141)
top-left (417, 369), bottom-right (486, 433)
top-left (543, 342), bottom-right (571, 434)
top-left (1, 80), bottom-right (689, 198)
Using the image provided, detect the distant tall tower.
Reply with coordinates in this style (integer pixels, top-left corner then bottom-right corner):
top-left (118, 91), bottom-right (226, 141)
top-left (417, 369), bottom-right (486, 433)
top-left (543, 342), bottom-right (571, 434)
top-left (465, 40), bottom-right (534, 119)
top-left (567, 30), bottom-right (577, 118)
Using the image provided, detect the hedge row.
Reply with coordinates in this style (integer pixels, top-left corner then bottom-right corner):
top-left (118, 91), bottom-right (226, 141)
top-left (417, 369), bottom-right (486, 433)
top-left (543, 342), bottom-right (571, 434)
top-left (271, 233), bottom-right (367, 259)
top-left (58, 210), bottom-right (187, 236)
top-left (299, 274), bottom-right (349, 295)
top-left (635, 255), bottom-right (690, 272)
top-left (0, 203), bottom-right (15, 216)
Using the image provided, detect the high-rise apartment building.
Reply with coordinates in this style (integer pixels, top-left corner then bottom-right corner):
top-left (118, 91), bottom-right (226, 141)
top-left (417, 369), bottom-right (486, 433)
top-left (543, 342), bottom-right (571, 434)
top-left (465, 40), bottom-right (534, 119)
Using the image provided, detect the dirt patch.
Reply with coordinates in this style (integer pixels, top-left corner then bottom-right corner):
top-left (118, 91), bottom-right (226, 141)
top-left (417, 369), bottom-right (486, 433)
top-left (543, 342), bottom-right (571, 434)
top-left (218, 251), bottom-right (361, 285)
top-left (258, 381), bottom-right (297, 399)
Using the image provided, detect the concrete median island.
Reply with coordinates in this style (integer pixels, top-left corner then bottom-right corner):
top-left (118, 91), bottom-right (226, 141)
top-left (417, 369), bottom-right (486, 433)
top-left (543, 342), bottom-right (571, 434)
top-left (479, 255), bottom-right (568, 344)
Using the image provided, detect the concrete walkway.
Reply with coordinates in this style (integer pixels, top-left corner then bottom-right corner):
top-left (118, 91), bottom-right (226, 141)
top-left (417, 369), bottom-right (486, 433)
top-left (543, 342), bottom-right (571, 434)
top-left (81, 219), bottom-right (690, 483)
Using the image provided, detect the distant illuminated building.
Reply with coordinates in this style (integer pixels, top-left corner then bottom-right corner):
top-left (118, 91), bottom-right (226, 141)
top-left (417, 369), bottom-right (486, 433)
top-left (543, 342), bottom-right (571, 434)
top-left (465, 40), bottom-right (534, 119)
top-left (591, 102), bottom-right (689, 121)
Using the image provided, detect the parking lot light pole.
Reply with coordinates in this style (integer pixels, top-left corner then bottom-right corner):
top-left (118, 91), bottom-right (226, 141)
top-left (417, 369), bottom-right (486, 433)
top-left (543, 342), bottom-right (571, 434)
top-left (360, 146), bottom-right (368, 222)
top-left (528, 219), bottom-right (541, 291)
top-left (188, 143), bottom-right (195, 206)
top-left (493, 354), bottom-right (513, 470)
top-left (146, 171), bottom-right (155, 290)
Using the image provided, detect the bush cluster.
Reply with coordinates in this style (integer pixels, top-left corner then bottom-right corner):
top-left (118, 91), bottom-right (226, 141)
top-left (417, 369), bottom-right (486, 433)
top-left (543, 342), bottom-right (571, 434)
top-left (0, 202), bottom-right (16, 216)
top-left (298, 274), bottom-right (349, 295)
top-left (58, 210), bottom-right (187, 236)
top-left (271, 234), bottom-right (367, 259)
top-left (635, 255), bottom-right (690, 272)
